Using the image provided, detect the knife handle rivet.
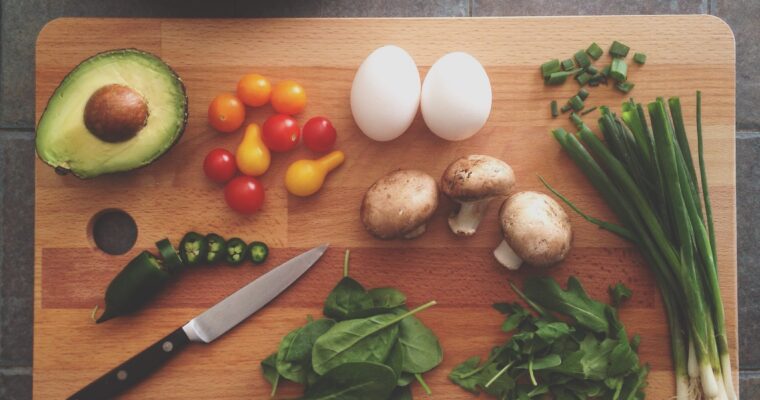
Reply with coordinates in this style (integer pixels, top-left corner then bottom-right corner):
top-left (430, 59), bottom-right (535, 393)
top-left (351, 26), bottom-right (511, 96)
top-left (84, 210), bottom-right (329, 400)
top-left (116, 370), bottom-right (128, 381)
top-left (162, 341), bottom-right (174, 352)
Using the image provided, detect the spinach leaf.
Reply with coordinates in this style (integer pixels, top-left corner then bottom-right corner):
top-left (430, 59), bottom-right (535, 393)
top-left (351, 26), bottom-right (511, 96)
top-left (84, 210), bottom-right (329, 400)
top-left (276, 318), bottom-right (335, 383)
top-left (397, 315), bottom-right (443, 373)
top-left (397, 372), bottom-right (414, 387)
top-left (323, 277), bottom-right (375, 321)
top-left (301, 362), bottom-right (396, 400)
top-left (523, 276), bottom-right (609, 334)
top-left (386, 341), bottom-right (404, 379)
top-left (388, 385), bottom-right (413, 400)
top-left (368, 287), bottom-right (406, 310)
top-left (312, 313), bottom-right (400, 375)
top-left (261, 353), bottom-right (280, 396)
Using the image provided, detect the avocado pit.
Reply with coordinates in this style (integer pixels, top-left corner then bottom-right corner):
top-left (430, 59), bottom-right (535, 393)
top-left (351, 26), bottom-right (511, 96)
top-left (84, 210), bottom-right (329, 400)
top-left (84, 84), bottom-right (149, 143)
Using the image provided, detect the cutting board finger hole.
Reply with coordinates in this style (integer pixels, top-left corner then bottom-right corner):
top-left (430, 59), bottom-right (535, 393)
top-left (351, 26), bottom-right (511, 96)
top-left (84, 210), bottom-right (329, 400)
top-left (88, 209), bottom-right (138, 255)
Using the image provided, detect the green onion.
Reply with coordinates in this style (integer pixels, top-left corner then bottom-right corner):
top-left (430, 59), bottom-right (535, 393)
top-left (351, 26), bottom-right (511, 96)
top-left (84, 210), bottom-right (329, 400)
top-left (569, 112), bottom-right (583, 126)
top-left (541, 59), bottom-right (561, 79)
top-left (609, 40), bottom-right (630, 58)
top-left (545, 69), bottom-right (579, 85)
top-left (586, 65), bottom-right (599, 75)
top-left (581, 106), bottom-right (597, 116)
top-left (551, 100), bottom-right (559, 118)
top-left (616, 81), bottom-right (635, 93)
top-left (561, 58), bottom-right (575, 71)
top-left (575, 71), bottom-right (593, 86)
top-left (546, 93), bottom-right (736, 400)
top-left (634, 52), bottom-right (647, 64)
top-left (574, 50), bottom-right (591, 69)
top-left (587, 42), bottom-right (603, 60)
top-left (578, 88), bottom-right (590, 100)
top-left (610, 58), bottom-right (628, 81)
top-left (568, 95), bottom-right (584, 111)
top-left (601, 65), bottom-right (611, 77)
top-left (560, 104), bottom-right (571, 113)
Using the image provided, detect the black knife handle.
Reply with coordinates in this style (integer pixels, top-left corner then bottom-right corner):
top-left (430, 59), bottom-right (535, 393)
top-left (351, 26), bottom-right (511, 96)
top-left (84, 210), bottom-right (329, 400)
top-left (67, 327), bottom-right (191, 400)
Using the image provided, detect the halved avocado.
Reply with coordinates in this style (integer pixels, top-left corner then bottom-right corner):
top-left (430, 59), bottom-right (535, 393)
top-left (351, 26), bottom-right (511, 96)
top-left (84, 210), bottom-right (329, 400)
top-left (36, 49), bottom-right (188, 179)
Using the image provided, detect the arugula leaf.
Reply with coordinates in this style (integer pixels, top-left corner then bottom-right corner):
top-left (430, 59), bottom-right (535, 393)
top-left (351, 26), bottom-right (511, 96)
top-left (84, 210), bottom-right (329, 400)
top-left (276, 318), bottom-right (335, 384)
top-left (523, 276), bottom-right (609, 334)
top-left (301, 362), bottom-right (396, 400)
top-left (609, 282), bottom-right (633, 307)
top-left (493, 302), bottom-right (532, 333)
top-left (449, 356), bottom-right (485, 393)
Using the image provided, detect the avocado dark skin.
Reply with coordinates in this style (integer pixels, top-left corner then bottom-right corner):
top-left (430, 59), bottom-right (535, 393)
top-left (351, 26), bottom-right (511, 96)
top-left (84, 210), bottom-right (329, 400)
top-left (36, 48), bottom-right (189, 179)
top-left (84, 84), bottom-right (149, 143)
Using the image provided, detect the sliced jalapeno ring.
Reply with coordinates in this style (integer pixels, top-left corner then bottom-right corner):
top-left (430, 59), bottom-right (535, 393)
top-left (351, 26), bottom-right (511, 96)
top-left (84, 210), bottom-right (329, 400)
top-left (225, 237), bottom-right (247, 266)
top-left (205, 233), bottom-right (226, 265)
top-left (156, 238), bottom-right (183, 273)
top-left (179, 231), bottom-right (208, 266)
top-left (247, 241), bottom-right (269, 265)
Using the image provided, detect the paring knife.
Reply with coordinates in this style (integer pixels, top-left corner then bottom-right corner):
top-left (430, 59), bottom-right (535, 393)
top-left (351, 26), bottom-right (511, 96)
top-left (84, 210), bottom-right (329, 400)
top-left (68, 244), bottom-right (329, 400)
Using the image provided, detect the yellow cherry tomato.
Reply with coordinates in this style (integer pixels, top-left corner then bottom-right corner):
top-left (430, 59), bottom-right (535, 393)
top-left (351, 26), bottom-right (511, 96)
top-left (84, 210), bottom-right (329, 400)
top-left (236, 124), bottom-right (271, 176)
top-left (285, 150), bottom-right (345, 197)
top-left (237, 74), bottom-right (271, 107)
top-left (271, 80), bottom-right (307, 115)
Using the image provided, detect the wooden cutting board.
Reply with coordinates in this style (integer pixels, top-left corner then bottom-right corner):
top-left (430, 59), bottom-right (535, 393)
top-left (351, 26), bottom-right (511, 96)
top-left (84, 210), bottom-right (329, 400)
top-left (34, 16), bottom-right (737, 399)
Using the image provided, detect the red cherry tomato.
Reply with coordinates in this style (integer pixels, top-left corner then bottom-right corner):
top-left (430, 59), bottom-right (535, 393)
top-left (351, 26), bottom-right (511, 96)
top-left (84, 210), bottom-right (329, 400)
top-left (262, 114), bottom-right (300, 152)
top-left (302, 117), bottom-right (337, 153)
top-left (203, 148), bottom-right (237, 183)
top-left (224, 176), bottom-right (265, 214)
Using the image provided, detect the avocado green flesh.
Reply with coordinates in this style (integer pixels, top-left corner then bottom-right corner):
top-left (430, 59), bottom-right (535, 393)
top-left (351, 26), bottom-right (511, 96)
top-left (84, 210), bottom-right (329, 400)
top-left (36, 49), bottom-right (187, 178)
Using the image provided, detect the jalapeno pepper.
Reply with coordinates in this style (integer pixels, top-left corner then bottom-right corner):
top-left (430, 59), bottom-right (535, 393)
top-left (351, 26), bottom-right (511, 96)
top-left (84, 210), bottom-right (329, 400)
top-left (205, 233), bottom-right (226, 264)
top-left (247, 241), bottom-right (269, 264)
top-left (225, 237), bottom-right (247, 265)
top-left (96, 251), bottom-right (170, 323)
top-left (156, 238), bottom-right (183, 273)
top-left (179, 231), bottom-right (208, 266)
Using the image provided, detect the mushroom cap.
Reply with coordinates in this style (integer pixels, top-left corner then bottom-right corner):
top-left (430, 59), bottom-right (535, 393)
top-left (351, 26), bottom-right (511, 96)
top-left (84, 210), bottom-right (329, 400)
top-left (499, 191), bottom-right (572, 267)
top-left (361, 169), bottom-right (439, 239)
top-left (441, 155), bottom-right (515, 202)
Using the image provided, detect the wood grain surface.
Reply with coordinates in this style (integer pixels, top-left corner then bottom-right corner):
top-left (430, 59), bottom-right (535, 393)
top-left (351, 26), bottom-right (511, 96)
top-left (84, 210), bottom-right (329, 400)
top-left (34, 16), bottom-right (737, 399)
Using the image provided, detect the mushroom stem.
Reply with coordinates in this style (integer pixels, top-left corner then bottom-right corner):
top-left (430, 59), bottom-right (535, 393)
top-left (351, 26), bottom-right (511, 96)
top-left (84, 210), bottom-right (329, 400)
top-left (448, 199), bottom-right (491, 236)
top-left (403, 224), bottom-right (427, 239)
top-left (493, 240), bottom-right (523, 270)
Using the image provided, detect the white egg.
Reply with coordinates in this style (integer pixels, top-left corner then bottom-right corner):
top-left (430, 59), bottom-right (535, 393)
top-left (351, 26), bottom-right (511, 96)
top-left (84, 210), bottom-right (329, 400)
top-left (421, 52), bottom-right (492, 141)
top-left (350, 45), bottom-right (421, 142)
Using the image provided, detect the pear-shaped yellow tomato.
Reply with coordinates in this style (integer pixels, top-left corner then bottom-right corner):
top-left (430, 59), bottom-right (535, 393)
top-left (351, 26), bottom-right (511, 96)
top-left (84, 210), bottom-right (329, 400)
top-left (236, 124), bottom-right (271, 176)
top-left (285, 150), bottom-right (345, 197)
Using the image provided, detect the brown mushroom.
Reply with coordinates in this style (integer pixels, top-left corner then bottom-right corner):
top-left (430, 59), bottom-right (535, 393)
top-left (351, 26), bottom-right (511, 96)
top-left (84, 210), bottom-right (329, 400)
top-left (493, 191), bottom-right (572, 270)
top-left (441, 155), bottom-right (515, 236)
top-left (361, 169), bottom-right (439, 239)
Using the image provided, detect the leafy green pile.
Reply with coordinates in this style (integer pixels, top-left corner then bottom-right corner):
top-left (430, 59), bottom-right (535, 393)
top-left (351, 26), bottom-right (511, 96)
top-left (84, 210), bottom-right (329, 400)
top-left (261, 250), bottom-right (442, 399)
top-left (450, 276), bottom-right (648, 399)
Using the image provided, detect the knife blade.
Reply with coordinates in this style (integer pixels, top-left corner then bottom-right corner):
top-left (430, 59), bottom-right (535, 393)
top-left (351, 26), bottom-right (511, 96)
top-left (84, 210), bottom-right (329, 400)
top-left (68, 244), bottom-right (328, 400)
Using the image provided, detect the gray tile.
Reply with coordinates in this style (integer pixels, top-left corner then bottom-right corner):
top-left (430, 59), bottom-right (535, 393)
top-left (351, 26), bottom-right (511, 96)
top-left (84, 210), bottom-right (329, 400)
top-left (234, 0), bottom-right (322, 17)
top-left (714, 0), bottom-right (760, 131)
top-left (741, 371), bottom-right (760, 399)
top-left (61, 0), bottom-right (235, 17)
top-left (737, 134), bottom-right (760, 369)
top-left (0, 296), bottom-right (33, 367)
top-left (0, 134), bottom-right (35, 299)
top-left (473, 0), bottom-right (707, 16)
top-left (319, 0), bottom-right (468, 17)
top-left (0, 372), bottom-right (32, 400)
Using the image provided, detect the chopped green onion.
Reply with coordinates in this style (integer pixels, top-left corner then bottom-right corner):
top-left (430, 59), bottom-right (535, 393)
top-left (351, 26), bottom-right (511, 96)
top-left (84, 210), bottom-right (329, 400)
top-left (561, 58), bottom-right (575, 71)
top-left (576, 71), bottom-right (593, 86)
top-left (581, 106), bottom-right (598, 116)
top-left (574, 50), bottom-right (591, 69)
top-left (541, 59), bottom-right (561, 79)
top-left (560, 104), bottom-right (571, 113)
top-left (545, 69), bottom-right (579, 85)
top-left (616, 81), bottom-right (635, 93)
top-left (569, 95), bottom-right (584, 111)
top-left (578, 88), bottom-right (590, 100)
top-left (587, 42), bottom-right (603, 60)
top-left (601, 65), bottom-right (611, 77)
top-left (634, 52), bottom-right (647, 64)
top-left (609, 40), bottom-right (630, 58)
top-left (551, 100), bottom-right (559, 118)
top-left (570, 112), bottom-right (583, 126)
top-left (610, 58), bottom-right (628, 82)
top-left (586, 65), bottom-right (599, 75)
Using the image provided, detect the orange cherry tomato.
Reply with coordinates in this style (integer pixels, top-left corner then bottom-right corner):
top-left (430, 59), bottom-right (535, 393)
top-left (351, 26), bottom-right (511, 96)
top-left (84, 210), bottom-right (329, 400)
top-left (271, 80), bottom-right (307, 115)
top-left (237, 74), bottom-right (271, 107)
top-left (208, 93), bottom-right (245, 133)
